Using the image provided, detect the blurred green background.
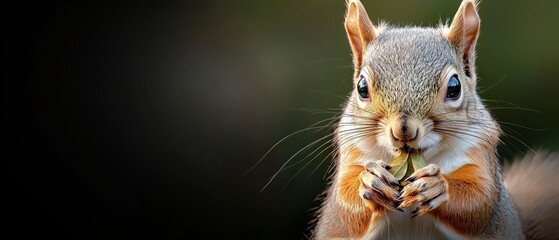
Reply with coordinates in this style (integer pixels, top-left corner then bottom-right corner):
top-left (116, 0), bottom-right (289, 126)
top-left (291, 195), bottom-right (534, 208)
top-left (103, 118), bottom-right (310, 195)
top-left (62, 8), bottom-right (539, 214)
top-left (6, 0), bottom-right (559, 239)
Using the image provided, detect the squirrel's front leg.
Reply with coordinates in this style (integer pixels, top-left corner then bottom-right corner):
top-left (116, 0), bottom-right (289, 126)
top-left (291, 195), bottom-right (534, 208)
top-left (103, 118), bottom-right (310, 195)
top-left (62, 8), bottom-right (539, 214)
top-left (359, 160), bottom-right (402, 211)
top-left (398, 162), bottom-right (499, 236)
top-left (398, 163), bottom-right (449, 217)
top-left (319, 160), bottom-right (403, 238)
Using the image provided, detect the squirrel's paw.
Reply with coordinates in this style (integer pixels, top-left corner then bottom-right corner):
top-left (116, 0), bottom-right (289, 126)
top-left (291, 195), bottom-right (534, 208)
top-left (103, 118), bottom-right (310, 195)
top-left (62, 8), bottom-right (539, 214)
top-left (359, 160), bottom-right (402, 211)
top-left (398, 163), bottom-right (449, 218)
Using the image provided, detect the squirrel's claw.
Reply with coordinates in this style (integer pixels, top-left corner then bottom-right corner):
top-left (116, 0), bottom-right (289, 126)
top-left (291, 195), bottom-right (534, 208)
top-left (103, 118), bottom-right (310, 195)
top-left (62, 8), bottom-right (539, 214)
top-left (360, 187), bottom-right (401, 211)
top-left (359, 160), bottom-right (402, 211)
top-left (365, 161), bottom-right (400, 187)
top-left (398, 164), bottom-right (448, 213)
top-left (405, 163), bottom-right (440, 183)
top-left (411, 193), bottom-right (448, 218)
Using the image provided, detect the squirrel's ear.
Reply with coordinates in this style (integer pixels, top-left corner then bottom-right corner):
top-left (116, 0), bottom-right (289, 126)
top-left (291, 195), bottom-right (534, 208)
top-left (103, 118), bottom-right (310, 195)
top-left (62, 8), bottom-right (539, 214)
top-left (447, 0), bottom-right (480, 77)
top-left (345, 0), bottom-right (376, 72)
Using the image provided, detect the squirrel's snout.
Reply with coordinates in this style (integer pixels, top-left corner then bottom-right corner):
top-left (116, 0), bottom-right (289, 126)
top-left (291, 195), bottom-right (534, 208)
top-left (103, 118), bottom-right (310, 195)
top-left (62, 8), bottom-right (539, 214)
top-left (387, 117), bottom-right (423, 150)
top-left (390, 125), bottom-right (418, 143)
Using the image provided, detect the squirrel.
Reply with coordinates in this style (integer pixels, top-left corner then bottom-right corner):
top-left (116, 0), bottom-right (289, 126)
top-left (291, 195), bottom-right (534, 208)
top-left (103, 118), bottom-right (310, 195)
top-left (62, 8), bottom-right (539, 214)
top-left (311, 0), bottom-right (559, 239)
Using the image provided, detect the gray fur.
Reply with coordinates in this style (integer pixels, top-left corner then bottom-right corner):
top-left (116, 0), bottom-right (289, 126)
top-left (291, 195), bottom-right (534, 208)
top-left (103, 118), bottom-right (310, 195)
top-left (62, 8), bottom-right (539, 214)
top-left (504, 151), bottom-right (559, 240)
top-left (363, 27), bottom-right (455, 116)
top-left (483, 170), bottom-right (524, 239)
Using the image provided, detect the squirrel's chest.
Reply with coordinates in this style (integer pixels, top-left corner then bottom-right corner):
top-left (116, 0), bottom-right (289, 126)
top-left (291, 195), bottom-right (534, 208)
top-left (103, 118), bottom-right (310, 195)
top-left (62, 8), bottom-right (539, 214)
top-left (362, 207), bottom-right (462, 240)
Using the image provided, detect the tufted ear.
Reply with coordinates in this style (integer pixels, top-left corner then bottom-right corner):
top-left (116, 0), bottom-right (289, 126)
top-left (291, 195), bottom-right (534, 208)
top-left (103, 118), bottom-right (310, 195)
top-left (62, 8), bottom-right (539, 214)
top-left (447, 0), bottom-right (480, 77)
top-left (345, 0), bottom-right (376, 75)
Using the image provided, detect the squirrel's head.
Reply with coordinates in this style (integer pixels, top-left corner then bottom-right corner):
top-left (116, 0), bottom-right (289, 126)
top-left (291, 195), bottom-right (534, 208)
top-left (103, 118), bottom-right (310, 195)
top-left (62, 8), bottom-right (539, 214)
top-left (339, 0), bottom-right (499, 157)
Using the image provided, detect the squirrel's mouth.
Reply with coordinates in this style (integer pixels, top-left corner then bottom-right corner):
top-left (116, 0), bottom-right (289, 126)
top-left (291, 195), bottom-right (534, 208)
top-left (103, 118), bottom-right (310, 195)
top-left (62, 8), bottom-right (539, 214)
top-left (397, 144), bottom-right (432, 154)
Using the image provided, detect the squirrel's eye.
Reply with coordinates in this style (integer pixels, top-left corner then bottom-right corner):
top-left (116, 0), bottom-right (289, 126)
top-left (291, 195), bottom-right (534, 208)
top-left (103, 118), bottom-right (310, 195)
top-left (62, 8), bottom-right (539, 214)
top-left (357, 76), bottom-right (369, 99)
top-left (445, 74), bottom-right (461, 100)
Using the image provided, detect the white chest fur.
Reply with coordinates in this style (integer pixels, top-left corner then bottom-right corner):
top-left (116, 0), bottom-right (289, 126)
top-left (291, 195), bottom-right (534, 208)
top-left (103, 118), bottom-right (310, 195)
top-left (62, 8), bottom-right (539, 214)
top-left (362, 208), bottom-right (463, 240)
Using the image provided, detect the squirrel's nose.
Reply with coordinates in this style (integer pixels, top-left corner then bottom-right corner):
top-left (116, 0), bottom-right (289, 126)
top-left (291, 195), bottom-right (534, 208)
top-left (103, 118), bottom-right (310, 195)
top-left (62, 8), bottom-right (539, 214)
top-left (390, 124), bottom-right (418, 143)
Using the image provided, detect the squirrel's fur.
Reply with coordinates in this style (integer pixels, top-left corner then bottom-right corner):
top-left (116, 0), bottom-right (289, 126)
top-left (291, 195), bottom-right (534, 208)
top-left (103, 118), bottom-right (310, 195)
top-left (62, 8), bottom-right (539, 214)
top-left (312, 0), bottom-right (559, 239)
top-left (504, 152), bottom-right (559, 240)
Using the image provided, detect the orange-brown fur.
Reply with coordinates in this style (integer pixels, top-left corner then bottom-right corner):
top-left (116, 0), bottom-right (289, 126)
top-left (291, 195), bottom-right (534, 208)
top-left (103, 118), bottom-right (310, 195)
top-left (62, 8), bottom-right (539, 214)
top-left (337, 165), bottom-right (375, 236)
top-left (433, 163), bottom-right (496, 236)
top-left (316, 148), bottom-right (380, 238)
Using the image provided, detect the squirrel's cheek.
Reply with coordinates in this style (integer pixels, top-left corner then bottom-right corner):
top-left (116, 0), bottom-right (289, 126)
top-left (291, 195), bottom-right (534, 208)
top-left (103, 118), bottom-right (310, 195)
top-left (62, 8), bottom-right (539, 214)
top-left (418, 132), bottom-right (441, 154)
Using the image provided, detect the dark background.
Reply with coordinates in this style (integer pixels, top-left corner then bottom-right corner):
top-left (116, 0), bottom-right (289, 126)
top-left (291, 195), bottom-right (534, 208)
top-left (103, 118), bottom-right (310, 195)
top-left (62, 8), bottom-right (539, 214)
top-left (4, 0), bottom-right (559, 239)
